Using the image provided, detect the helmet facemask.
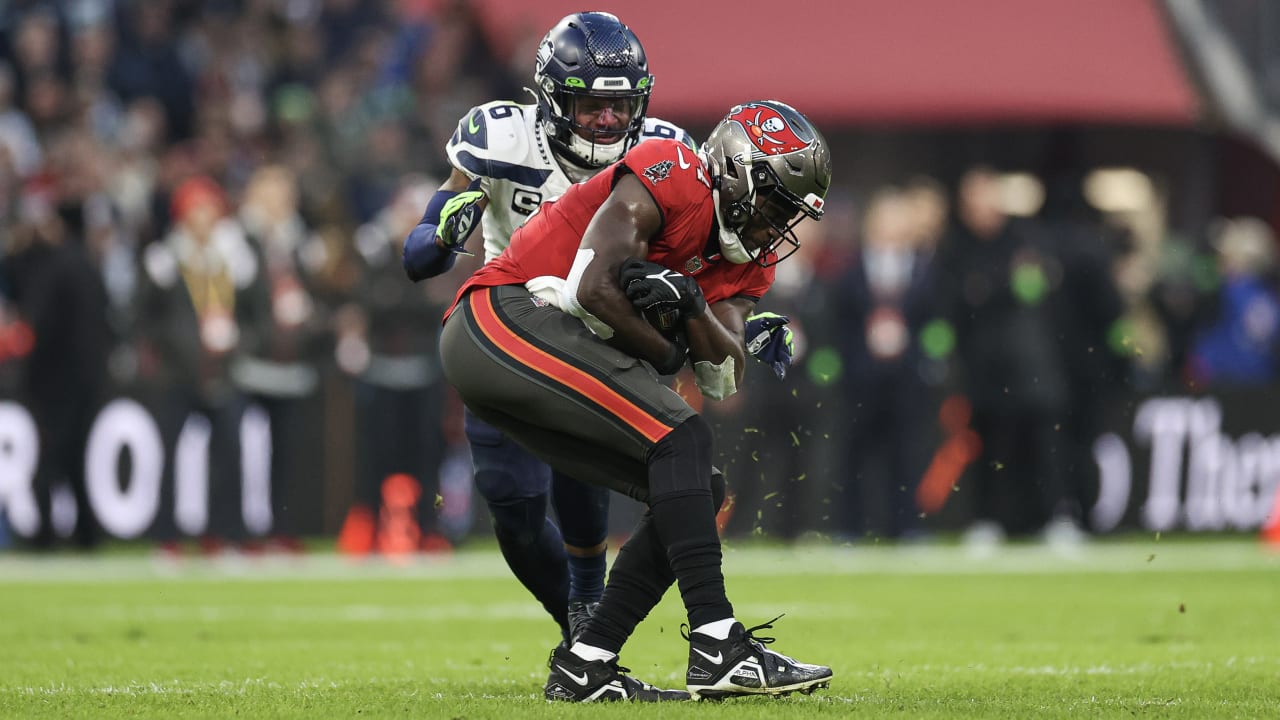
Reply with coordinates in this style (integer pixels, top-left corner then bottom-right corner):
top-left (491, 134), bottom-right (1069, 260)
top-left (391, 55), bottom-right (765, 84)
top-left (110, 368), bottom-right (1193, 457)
top-left (714, 161), bottom-right (826, 267)
top-left (540, 85), bottom-right (650, 168)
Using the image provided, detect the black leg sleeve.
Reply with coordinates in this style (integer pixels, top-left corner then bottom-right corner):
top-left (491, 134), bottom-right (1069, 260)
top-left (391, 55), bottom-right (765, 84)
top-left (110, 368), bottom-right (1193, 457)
top-left (578, 466), bottom-right (728, 652)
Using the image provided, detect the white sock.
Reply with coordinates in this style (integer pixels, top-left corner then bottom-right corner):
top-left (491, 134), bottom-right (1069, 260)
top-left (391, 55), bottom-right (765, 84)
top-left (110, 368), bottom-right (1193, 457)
top-left (692, 617), bottom-right (737, 640)
top-left (570, 642), bottom-right (617, 663)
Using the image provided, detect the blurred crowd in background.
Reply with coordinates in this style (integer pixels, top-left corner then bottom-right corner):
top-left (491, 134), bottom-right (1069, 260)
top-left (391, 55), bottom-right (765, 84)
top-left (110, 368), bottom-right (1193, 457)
top-left (0, 0), bottom-right (1277, 554)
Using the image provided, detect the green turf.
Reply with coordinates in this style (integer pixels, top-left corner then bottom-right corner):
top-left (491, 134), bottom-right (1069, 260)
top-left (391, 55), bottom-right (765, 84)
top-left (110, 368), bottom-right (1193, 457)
top-left (1, 537), bottom-right (1277, 719)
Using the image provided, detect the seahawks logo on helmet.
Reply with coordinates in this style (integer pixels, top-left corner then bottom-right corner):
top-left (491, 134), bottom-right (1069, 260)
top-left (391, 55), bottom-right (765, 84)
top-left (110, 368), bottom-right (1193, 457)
top-left (536, 39), bottom-right (553, 71)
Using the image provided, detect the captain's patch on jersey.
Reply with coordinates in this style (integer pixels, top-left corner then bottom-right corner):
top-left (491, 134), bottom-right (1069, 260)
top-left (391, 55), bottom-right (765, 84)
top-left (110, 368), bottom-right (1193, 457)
top-left (643, 159), bottom-right (674, 183)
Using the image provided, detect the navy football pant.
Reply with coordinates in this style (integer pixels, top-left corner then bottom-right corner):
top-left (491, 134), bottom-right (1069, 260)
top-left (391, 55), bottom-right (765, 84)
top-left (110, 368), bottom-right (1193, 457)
top-left (465, 410), bottom-right (610, 638)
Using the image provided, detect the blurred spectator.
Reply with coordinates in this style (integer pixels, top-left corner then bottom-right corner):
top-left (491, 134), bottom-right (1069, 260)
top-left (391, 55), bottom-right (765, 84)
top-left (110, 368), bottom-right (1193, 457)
top-left (1146, 234), bottom-right (1218, 389)
top-left (69, 12), bottom-right (125, 143)
top-left (1187, 217), bottom-right (1280, 386)
top-left (0, 62), bottom-right (42, 180)
top-left (108, 0), bottom-right (194, 141)
top-left (1041, 202), bottom-right (1131, 533)
top-left (831, 184), bottom-right (942, 541)
top-left (134, 174), bottom-right (270, 548)
top-left (936, 167), bottom-right (1070, 542)
top-left (8, 6), bottom-right (66, 107)
top-left (318, 0), bottom-right (390, 64)
top-left (231, 164), bottom-right (331, 547)
top-left (1, 172), bottom-right (111, 549)
top-left (340, 176), bottom-right (455, 551)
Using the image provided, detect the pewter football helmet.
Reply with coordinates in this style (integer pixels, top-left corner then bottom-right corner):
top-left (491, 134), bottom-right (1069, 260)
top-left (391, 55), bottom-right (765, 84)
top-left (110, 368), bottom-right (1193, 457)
top-left (701, 101), bottom-right (831, 265)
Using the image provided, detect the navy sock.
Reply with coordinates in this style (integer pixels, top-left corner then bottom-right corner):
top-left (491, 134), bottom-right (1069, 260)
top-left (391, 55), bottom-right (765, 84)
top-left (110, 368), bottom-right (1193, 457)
top-left (566, 552), bottom-right (607, 602)
top-left (552, 472), bottom-right (610, 602)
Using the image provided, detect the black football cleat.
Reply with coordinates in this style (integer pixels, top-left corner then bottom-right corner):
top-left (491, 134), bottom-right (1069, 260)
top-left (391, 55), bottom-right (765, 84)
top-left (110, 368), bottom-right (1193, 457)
top-left (544, 645), bottom-right (691, 702)
top-left (567, 600), bottom-right (598, 646)
top-left (684, 617), bottom-right (833, 699)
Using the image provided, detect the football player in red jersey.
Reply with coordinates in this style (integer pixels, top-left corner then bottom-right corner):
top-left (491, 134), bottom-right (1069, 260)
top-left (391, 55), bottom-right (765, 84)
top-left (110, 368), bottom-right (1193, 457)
top-left (440, 101), bottom-right (832, 701)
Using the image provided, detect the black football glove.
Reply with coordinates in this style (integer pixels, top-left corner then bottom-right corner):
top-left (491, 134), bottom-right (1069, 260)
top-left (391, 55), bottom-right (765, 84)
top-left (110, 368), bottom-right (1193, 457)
top-left (618, 257), bottom-right (706, 319)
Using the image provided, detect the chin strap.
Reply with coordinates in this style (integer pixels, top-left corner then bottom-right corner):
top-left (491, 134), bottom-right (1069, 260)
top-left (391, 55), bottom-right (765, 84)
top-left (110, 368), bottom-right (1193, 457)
top-left (713, 188), bottom-right (754, 265)
top-left (710, 156), bottom-right (762, 264)
top-left (551, 122), bottom-right (629, 170)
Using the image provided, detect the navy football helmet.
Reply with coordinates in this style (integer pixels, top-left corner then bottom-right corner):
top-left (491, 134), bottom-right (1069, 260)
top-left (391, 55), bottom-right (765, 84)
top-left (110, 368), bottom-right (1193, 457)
top-left (534, 12), bottom-right (653, 168)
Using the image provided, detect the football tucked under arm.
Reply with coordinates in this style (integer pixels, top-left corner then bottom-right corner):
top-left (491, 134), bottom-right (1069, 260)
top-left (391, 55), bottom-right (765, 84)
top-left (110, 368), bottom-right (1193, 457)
top-left (615, 257), bottom-right (702, 374)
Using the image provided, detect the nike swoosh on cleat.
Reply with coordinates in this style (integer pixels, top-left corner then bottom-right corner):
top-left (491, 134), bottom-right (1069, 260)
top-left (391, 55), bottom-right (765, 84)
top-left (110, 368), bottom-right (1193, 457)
top-left (468, 112), bottom-right (481, 134)
top-left (555, 665), bottom-right (591, 686)
top-left (692, 648), bottom-right (723, 664)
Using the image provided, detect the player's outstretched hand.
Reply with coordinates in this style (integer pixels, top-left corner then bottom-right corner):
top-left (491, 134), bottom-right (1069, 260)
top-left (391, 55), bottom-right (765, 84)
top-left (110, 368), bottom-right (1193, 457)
top-left (619, 257), bottom-right (706, 319)
top-left (745, 311), bottom-right (794, 380)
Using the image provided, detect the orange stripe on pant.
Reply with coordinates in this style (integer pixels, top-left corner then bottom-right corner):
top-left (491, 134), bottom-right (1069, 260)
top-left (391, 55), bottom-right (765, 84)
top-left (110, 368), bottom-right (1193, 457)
top-left (469, 288), bottom-right (674, 444)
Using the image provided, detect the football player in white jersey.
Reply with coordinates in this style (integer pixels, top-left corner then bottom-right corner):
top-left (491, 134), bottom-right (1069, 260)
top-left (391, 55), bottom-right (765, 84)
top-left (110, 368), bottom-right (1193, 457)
top-left (402, 11), bottom-right (793, 646)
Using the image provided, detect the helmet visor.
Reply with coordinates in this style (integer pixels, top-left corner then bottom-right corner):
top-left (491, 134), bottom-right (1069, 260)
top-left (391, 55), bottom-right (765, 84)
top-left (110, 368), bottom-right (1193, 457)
top-left (562, 89), bottom-right (648, 145)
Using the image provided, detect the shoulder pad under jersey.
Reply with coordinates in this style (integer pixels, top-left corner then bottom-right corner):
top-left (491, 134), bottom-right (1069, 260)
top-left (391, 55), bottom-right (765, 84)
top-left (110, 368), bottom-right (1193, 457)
top-left (446, 101), bottom-right (554, 188)
top-left (642, 116), bottom-right (697, 152)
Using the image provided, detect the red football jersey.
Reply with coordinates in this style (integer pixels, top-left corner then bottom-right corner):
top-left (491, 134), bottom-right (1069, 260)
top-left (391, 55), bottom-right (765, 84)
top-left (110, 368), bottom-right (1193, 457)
top-left (446, 139), bottom-right (774, 319)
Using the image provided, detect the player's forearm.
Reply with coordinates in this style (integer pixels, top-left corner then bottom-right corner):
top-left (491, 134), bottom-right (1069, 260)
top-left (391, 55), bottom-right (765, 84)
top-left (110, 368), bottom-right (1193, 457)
top-left (403, 176), bottom-right (486, 281)
top-left (579, 272), bottom-right (682, 370)
top-left (402, 221), bottom-right (457, 281)
top-left (685, 308), bottom-right (746, 386)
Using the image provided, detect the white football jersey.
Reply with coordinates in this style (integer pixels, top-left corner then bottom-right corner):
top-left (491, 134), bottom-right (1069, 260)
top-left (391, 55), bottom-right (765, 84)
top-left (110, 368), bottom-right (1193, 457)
top-left (445, 101), bottom-right (695, 263)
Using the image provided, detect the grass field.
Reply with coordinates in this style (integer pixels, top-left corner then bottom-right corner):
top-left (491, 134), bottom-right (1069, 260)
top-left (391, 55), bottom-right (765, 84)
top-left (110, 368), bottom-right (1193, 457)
top-left (1, 536), bottom-right (1278, 719)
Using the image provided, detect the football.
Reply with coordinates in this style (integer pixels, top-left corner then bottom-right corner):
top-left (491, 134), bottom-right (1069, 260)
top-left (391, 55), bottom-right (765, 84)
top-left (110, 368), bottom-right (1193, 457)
top-left (641, 305), bottom-right (689, 369)
top-left (643, 304), bottom-right (684, 338)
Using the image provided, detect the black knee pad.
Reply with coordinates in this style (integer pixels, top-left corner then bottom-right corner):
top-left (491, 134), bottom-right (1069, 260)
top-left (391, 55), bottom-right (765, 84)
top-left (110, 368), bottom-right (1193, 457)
top-left (552, 472), bottom-right (610, 549)
top-left (647, 416), bottom-right (713, 499)
top-left (469, 426), bottom-right (551, 498)
top-left (483, 490), bottom-right (549, 547)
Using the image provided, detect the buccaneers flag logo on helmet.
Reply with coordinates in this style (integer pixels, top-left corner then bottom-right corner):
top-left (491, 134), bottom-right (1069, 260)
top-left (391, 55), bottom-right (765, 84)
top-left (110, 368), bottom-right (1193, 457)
top-left (725, 103), bottom-right (810, 156)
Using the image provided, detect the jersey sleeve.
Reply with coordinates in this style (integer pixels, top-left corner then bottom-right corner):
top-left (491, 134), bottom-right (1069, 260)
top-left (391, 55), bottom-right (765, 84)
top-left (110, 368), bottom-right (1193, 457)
top-left (712, 263), bottom-right (774, 305)
top-left (445, 105), bottom-right (492, 181)
top-left (642, 116), bottom-right (698, 151)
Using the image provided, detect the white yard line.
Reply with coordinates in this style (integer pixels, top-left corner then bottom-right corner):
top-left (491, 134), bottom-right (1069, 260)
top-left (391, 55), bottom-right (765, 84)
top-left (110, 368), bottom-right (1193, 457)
top-left (8, 656), bottom-right (1278, 697)
top-left (0, 541), bottom-right (1276, 583)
